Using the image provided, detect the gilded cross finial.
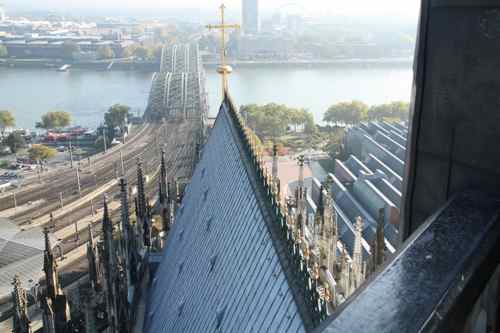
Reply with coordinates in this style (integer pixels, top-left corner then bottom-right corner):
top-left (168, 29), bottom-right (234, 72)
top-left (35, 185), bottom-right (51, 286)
top-left (206, 3), bottom-right (240, 98)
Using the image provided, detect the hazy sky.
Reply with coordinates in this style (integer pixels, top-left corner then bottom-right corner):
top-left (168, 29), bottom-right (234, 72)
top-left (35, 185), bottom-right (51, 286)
top-left (4, 0), bottom-right (421, 19)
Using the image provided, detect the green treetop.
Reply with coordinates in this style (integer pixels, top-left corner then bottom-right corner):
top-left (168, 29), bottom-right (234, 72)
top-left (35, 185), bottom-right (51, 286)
top-left (29, 144), bottom-right (56, 162)
top-left (36, 111), bottom-right (72, 130)
top-left (105, 104), bottom-right (131, 130)
top-left (4, 132), bottom-right (26, 154)
top-left (0, 110), bottom-right (15, 137)
top-left (241, 103), bottom-right (316, 138)
top-left (323, 101), bottom-right (369, 126)
top-left (367, 101), bottom-right (410, 122)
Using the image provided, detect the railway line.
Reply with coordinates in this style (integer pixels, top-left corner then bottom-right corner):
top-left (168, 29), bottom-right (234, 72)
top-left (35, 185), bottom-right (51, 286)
top-left (0, 123), bottom-right (152, 213)
top-left (43, 120), bottom-right (197, 257)
top-left (0, 43), bottom-right (206, 330)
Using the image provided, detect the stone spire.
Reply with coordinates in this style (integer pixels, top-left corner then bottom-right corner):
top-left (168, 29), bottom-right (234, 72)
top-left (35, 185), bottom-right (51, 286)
top-left (272, 143), bottom-right (279, 184)
top-left (12, 275), bottom-right (31, 333)
top-left (313, 208), bottom-right (322, 247)
top-left (120, 179), bottom-right (131, 263)
top-left (119, 177), bottom-right (133, 300)
top-left (134, 197), bottom-right (142, 242)
top-left (296, 155), bottom-right (306, 235)
top-left (87, 224), bottom-right (99, 291)
top-left (339, 247), bottom-right (350, 297)
top-left (43, 227), bottom-right (59, 303)
top-left (159, 149), bottom-right (169, 233)
top-left (353, 216), bottom-right (364, 288)
top-left (323, 190), bottom-right (338, 273)
top-left (376, 208), bottom-right (385, 267)
top-left (41, 297), bottom-right (56, 333)
top-left (101, 195), bottom-right (119, 332)
top-left (102, 196), bottom-right (114, 252)
top-left (167, 178), bottom-right (179, 227)
top-left (42, 228), bottom-right (71, 332)
top-left (136, 159), bottom-right (146, 220)
top-left (144, 200), bottom-right (152, 248)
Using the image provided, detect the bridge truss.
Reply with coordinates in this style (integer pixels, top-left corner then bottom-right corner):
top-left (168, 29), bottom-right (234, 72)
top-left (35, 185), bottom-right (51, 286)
top-left (146, 43), bottom-right (208, 123)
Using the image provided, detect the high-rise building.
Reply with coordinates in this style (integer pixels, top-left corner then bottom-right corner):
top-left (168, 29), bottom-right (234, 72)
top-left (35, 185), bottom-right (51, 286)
top-left (242, 0), bottom-right (259, 35)
top-left (0, 4), bottom-right (5, 22)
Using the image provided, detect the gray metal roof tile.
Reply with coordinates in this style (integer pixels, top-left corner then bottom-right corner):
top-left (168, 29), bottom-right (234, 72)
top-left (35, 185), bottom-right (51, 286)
top-left (145, 103), bottom-right (307, 332)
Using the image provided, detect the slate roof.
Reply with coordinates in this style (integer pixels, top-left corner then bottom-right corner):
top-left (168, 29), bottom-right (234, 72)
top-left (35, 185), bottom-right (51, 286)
top-left (145, 99), bottom-right (314, 333)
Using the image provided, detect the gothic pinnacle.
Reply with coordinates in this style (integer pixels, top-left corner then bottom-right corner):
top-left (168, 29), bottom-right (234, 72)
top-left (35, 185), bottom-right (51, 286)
top-left (43, 227), bottom-right (52, 257)
top-left (102, 195), bottom-right (112, 234)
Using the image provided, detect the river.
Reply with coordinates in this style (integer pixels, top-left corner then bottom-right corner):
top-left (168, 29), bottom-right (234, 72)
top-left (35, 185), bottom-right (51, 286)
top-left (0, 63), bottom-right (413, 129)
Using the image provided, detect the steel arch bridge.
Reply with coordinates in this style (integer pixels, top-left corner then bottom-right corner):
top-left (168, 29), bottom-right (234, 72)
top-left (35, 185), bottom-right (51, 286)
top-left (144, 43), bottom-right (207, 123)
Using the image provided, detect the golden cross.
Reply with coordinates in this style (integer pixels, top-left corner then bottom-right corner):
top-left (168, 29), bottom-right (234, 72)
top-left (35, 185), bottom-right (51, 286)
top-left (206, 4), bottom-right (240, 97)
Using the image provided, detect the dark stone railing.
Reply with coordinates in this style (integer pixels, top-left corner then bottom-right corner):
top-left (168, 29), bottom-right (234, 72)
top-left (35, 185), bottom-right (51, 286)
top-left (223, 95), bottom-right (328, 328)
top-left (312, 191), bottom-right (500, 333)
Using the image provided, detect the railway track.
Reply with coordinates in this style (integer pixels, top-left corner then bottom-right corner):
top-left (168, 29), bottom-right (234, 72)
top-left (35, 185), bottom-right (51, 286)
top-left (0, 124), bottom-right (152, 213)
top-left (33, 120), bottom-right (199, 258)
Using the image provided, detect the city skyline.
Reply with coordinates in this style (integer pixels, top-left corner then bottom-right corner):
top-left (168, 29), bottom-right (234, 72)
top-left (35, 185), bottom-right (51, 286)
top-left (4, 0), bottom-right (420, 19)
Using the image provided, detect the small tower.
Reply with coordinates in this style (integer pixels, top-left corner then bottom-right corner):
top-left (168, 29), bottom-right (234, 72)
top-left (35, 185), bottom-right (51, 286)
top-left (43, 227), bottom-right (59, 303)
top-left (12, 275), bottom-right (31, 333)
top-left (119, 177), bottom-right (134, 304)
top-left (167, 178), bottom-right (179, 227)
top-left (42, 227), bottom-right (71, 332)
top-left (41, 296), bottom-right (56, 333)
top-left (101, 196), bottom-right (119, 332)
top-left (144, 199), bottom-right (152, 248)
top-left (272, 142), bottom-right (279, 185)
top-left (0, 3), bottom-right (5, 22)
top-left (86, 224), bottom-right (100, 291)
top-left (159, 149), bottom-right (169, 234)
top-left (136, 159), bottom-right (146, 221)
top-left (296, 155), bottom-right (307, 233)
top-left (322, 188), bottom-right (338, 273)
top-left (352, 216), bottom-right (364, 288)
top-left (376, 208), bottom-right (385, 267)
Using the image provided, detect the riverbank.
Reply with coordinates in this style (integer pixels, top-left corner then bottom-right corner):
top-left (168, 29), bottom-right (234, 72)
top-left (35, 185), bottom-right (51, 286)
top-left (0, 58), bottom-right (159, 71)
top-left (205, 57), bottom-right (413, 68)
top-left (0, 56), bottom-right (413, 72)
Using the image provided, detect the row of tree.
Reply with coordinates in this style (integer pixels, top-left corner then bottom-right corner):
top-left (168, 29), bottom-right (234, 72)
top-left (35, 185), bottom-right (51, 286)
top-left (323, 101), bottom-right (409, 125)
top-left (0, 110), bottom-right (72, 156)
top-left (240, 103), bottom-right (316, 138)
top-left (0, 110), bottom-right (72, 134)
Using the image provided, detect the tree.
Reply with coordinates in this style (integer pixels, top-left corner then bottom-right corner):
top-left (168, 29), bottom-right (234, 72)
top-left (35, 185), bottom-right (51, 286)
top-left (303, 112), bottom-right (317, 135)
top-left (323, 101), bottom-right (368, 125)
top-left (133, 46), bottom-right (149, 60)
top-left (0, 111), bottom-right (15, 137)
top-left (4, 132), bottom-right (26, 153)
top-left (105, 104), bottom-right (130, 130)
top-left (368, 101), bottom-right (409, 122)
top-left (36, 111), bottom-right (72, 130)
top-left (62, 41), bottom-right (80, 60)
top-left (0, 45), bottom-right (7, 58)
top-left (28, 144), bottom-right (56, 162)
top-left (324, 129), bottom-right (347, 161)
top-left (97, 45), bottom-right (115, 60)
